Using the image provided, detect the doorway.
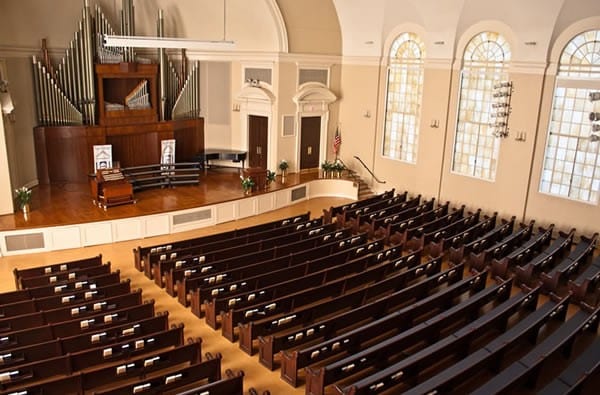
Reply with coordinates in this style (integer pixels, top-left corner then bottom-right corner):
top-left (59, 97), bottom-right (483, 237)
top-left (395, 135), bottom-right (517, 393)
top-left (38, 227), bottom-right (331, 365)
top-left (300, 116), bottom-right (321, 170)
top-left (248, 115), bottom-right (268, 169)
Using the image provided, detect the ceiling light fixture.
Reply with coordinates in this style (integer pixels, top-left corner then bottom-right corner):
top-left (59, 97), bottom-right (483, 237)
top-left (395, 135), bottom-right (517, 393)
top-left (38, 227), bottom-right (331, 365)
top-left (102, 35), bottom-right (235, 50)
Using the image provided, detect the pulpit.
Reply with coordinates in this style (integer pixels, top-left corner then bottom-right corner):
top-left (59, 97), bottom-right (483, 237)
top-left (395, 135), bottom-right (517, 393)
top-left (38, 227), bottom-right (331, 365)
top-left (90, 168), bottom-right (135, 210)
top-left (243, 167), bottom-right (267, 192)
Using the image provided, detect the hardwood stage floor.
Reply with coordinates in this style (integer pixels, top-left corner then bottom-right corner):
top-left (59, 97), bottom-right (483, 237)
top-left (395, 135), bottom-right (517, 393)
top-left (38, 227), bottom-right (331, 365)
top-left (0, 168), bottom-right (323, 231)
top-left (0, 169), bottom-right (352, 394)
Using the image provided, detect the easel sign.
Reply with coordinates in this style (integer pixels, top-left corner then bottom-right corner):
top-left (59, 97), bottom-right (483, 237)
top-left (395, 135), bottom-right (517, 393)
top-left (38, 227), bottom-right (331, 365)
top-left (93, 145), bottom-right (113, 172)
top-left (161, 139), bottom-right (175, 164)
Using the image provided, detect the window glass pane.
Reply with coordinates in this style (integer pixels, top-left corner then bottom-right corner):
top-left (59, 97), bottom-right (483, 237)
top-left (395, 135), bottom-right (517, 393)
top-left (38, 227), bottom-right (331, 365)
top-left (382, 33), bottom-right (425, 163)
top-left (539, 29), bottom-right (600, 203)
top-left (452, 31), bottom-right (510, 180)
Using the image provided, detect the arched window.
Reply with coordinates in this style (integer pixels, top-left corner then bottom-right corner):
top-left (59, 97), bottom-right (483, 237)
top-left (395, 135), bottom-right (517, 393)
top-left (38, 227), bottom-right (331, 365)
top-left (382, 32), bottom-right (425, 163)
top-left (539, 30), bottom-right (600, 203)
top-left (452, 31), bottom-right (511, 180)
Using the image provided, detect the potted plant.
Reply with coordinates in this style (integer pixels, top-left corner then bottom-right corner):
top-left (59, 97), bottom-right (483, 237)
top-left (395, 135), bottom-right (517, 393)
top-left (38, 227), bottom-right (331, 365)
top-left (332, 161), bottom-right (345, 178)
top-left (266, 170), bottom-right (276, 188)
top-left (240, 176), bottom-right (255, 194)
top-left (321, 160), bottom-right (333, 178)
top-left (278, 160), bottom-right (289, 175)
top-left (15, 186), bottom-right (32, 214)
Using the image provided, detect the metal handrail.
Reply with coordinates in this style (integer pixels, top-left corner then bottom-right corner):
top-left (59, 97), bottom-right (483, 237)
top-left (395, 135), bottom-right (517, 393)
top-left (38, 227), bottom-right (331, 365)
top-left (352, 156), bottom-right (386, 184)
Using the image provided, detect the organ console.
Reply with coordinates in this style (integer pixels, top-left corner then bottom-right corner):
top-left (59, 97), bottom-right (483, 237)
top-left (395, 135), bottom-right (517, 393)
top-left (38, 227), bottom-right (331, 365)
top-left (90, 168), bottom-right (135, 210)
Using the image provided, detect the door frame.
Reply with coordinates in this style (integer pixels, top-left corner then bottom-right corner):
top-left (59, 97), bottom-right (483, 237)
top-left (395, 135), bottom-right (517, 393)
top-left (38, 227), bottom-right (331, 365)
top-left (293, 83), bottom-right (337, 172)
top-left (237, 83), bottom-right (276, 170)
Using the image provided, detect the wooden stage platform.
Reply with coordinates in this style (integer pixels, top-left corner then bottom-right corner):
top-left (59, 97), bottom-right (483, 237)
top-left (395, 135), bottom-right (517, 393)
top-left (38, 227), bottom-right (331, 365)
top-left (0, 169), bottom-right (323, 231)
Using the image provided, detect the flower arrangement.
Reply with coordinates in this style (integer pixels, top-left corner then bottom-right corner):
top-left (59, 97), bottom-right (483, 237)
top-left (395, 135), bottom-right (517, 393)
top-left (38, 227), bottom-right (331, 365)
top-left (240, 176), bottom-right (255, 193)
top-left (321, 160), bottom-right (333, 177)
top-left (15, 186), bottom-right (32, 209)
top-left (266, 170), bottom-right (276, 183)
top-left (278, 160), bottom-right (289, 172)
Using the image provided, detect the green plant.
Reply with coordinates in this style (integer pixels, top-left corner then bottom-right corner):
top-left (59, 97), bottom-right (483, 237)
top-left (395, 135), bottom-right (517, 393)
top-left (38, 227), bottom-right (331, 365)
top-left (15, 186), bottom-right (32, 209)
top-left (278, 160), bottom-right (289, 172)
top-left (240, 176), bottom-right (255, 191)
top-left (266, 170), bottom-right (276, 183)
top-left (332, 161), bottom-right (345, 172)
top-left (321, 161), bottom-right (333, 171)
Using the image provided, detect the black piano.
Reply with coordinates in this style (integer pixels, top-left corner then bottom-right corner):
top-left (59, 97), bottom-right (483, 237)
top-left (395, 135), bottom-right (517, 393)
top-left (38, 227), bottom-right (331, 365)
top-left (196, 149), bottom-right (247, 170)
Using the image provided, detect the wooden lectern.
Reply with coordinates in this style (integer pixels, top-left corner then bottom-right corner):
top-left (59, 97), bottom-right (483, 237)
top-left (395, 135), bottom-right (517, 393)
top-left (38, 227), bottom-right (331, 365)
top-left (90, 168), bottom-right (135, 210)
top-left (243, 167), bottom-right (267, 192)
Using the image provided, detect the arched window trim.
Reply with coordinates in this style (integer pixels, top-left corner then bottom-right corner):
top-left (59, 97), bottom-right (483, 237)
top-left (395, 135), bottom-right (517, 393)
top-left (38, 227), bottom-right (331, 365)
top-left (451, 31), bottom-right (511, 181)
top-left (382, 32), bottom-right (425, 164)
top-left (539, 29), bottom-right (600, 204)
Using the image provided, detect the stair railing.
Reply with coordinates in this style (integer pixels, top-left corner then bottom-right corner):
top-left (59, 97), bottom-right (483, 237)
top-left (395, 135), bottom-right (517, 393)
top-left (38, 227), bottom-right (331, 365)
top-left (351, 155), bottom-right (386, 184)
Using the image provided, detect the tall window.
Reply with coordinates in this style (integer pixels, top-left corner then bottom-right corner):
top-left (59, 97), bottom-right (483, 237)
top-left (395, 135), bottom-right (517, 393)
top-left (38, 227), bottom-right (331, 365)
top-left (539, 30), bottom-right (600, 203)
top-left (382, 32), bottom-right (425, 163)
top-left (452, 31), bottom-right (511, 180)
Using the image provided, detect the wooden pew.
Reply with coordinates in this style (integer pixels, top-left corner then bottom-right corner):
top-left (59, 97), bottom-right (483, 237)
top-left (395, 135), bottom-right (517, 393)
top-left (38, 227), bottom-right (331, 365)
top-left (33, 280), bottom-right (131, 311)
top-left (322, 190), bottom-right (395, 224)
top-left (174, 229), bottom-right (358, 304)
top-left (13, 254), bottom-right (103, 290)
top-left (151, 220), bottom-right (334, 286)
top-left (50, 300), bottom-right (155, 338)
top-left (385, 200), bottom-right (449, 246)
top-left (133, 212), bottom-right (311, 271)
top-left (0, 312), bottom-right (45, 334)
top-left (0, 339), bottom-right (62, 370)
top-left (306, 280), bottom-right (516, 394)
top-left (237, 246), bottom-right (423, 355)
top-left (332, 289), bottom-right (539, 395)
top-left (220, 239), bottom-right (385, 341)
top-left (469, 303), bottom-right (600, 395)
top-left (0, 299), bottom-right (37, 319)
top-left (60, 313), bottom-right (170, 353)
top-left (538, 336), bottom-right (600, 395)
top-left (41, 289), bottom-right (143, 324)
top-left (448, 215), bottom-right (515, 265)
top-left (25, 271), bottom-right (121, 300)
top-left (91, 354), bottom-right (222, 395)
top-left (200, 239), bottom-right (391, 327)
top-left (0, 326), bottom-right (54, 352)
top-left (429, 211), bottom-right (497, 259)
top-left (176, 369), bottom-right (245, 395)
top-left (258, 250), bottom-right (436, 369)
top-left (540, 232), bottom-right (599, 293)
top-left (69, 325), bottom-right (186, 372)
top-left (515, 228), bottom-right (576, 287)
top-left (279, 264), bottom-right (472, 387)
top-left (0, 354), bottom-right (72, 393)
top-left (568, 255), bottom-right (600, 304)
top-left (0, 289), bottom-right (31, 306)
top-left (368, 195), bottom-right (429, 240)
top-left (468, 220), bottom-right (535, 272)
top-left (399, 294), bottom-right (572, 395)
top-left (80, 341), bottom-right (202, 391)
top-left (18, 263), bottom-right (112, 290)
top-left (0, 372), bottom-right (81, 394)
top-left (491, 224), bottom-right (554, 279)
top-left (342, 192), bottom-right (410, 232)
top-left (404, 205), bottom-right (472, 253)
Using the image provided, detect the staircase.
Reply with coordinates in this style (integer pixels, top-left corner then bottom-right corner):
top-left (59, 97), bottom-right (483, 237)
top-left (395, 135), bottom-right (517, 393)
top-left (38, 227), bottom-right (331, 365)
top-left (345, 168), bottom-right (375, 199)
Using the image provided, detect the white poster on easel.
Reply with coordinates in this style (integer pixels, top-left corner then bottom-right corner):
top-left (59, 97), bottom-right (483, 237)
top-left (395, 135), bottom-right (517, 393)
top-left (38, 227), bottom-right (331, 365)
top-left (161, 139), bottom-right (175, 164)
top-left (93, 145), bottom-right (113, 172)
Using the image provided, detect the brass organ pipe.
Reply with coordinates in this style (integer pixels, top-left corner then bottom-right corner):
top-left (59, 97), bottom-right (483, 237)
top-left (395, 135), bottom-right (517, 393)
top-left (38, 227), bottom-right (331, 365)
top-left (32, 57), bottom-right (42, 123)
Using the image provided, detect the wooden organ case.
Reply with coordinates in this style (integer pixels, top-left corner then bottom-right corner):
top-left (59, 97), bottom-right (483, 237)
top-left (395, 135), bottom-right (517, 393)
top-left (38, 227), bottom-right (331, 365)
top-left (90, 168), bottom-right (135, 210)
top-left (32, 1), bottom-right (204, 186)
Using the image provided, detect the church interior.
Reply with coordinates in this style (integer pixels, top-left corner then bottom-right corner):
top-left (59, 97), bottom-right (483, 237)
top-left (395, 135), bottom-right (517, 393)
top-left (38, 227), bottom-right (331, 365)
top-left (0, 0), bottom-right (599, 393)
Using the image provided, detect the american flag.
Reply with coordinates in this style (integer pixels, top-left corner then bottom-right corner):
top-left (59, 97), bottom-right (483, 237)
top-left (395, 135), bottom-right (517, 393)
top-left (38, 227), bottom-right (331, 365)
top-left (333, 128), bottom-right (341, 155)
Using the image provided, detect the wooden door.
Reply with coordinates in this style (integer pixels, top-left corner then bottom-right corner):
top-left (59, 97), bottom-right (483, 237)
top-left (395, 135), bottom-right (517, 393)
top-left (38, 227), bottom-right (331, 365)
top-left (248, 115), bottom-right (268, 169)
top-left (300, 116), bottom-right (321, 170)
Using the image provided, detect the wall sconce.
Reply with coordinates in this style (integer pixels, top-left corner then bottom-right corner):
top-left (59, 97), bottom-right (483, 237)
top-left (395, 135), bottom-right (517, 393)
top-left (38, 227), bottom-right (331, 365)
top-left (363, 110), bottom-right (371, 118)
top-left (514, 131), bottom-right (527, 142)
top-left (430, 119), bottom-right (439, 128)
top-left (490, 81), bottom-right (513, 138)
top-left (232, 103), bottom-right (240, 112)
top-left (589, 91), bottom-right (600, 102)
top-left (0, 79), bottom-right (15, 115)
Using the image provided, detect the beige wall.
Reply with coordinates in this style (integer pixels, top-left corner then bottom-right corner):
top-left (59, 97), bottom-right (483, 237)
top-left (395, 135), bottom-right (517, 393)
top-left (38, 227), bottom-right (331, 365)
top-left (0, 113), bottom-right (14, 215)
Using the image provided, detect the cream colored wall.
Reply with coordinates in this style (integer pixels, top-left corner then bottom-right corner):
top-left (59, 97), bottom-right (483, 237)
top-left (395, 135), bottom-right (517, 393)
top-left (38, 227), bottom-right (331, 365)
top-left (337, 63), bottom-right (379, 183)
top-left (373, 66), bottom-right (452, 200)
top-left (0, 113), bottom-right (14, 215)
top-left (276, 61), bottom-right (299, 171)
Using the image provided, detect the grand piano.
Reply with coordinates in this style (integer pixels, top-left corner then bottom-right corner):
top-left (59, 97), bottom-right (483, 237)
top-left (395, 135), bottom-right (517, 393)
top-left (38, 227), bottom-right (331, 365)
top-left (195, 149), bottom-right (247, 170)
